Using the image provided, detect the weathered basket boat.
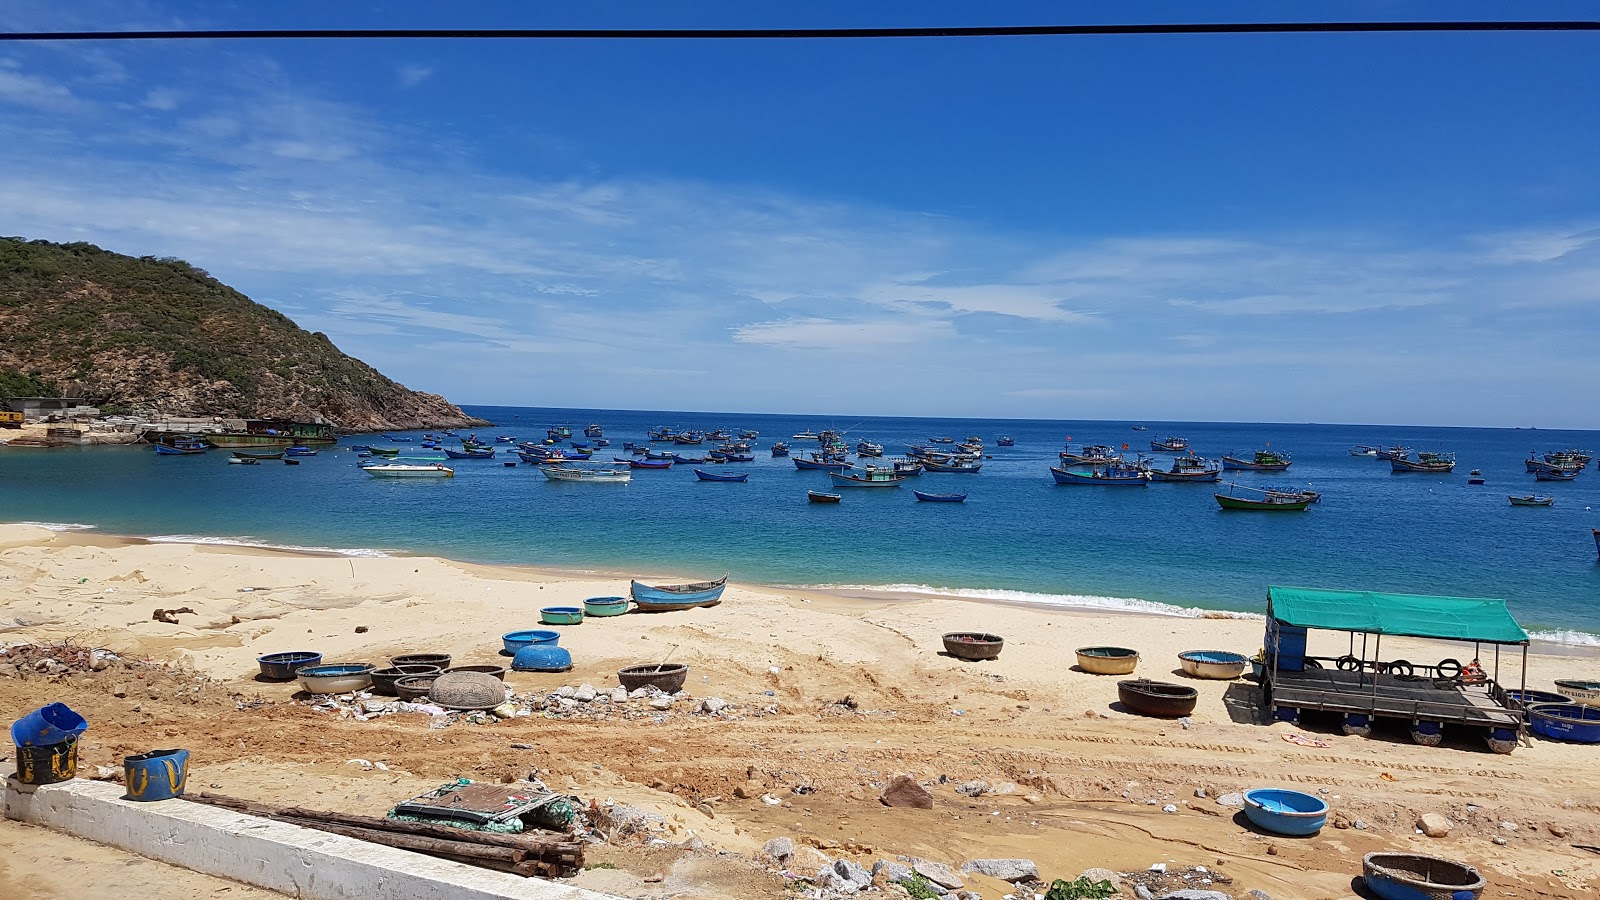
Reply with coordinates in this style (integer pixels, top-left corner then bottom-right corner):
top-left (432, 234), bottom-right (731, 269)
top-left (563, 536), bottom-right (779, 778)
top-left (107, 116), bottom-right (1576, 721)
top-left (618, 662), bottom-right (689, 693)
top-left (1361, 852), bottom-right (1484, 900)
top-left (1178, 650), bottom-right (1250, 680)
top-left (1075, 646), bottom-right (1140, 675)
top-left (1117, 679), bottom-right (1198, 717)
top-left (942, 632), bottom-right (1004, 660)
top-left (540, 606), bottom-right (585, 625)
top-left (446, 664), bottom-right (508, 681)
top-left (1243, 788), bottom-right (1327, 836)
top-left (256, 651), bottom-right (322, 681)
top-left (296, 663), bottom-right (375, 694)
top-left (1528, 702), bottom-right (1600, 743)
top-left (370, 664), bottom-right (443, 696)
top-left (390, 652), bottom-right (452, 670)
top-left (582, 596), bottom-right (631, 617)
top-left (630, 576), bottom-right (727, 611)
top-left (394, 674), bottom-right (439, 701)
top-left (1553, 678), bottom-right (1600, 706)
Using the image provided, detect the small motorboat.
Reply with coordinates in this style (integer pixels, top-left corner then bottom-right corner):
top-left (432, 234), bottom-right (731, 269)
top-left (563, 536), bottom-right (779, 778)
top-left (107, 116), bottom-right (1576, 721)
top-left (232, 450), bottom-right (284, 460)
top-left (227, 457), bottom-right (260, 466)
top-left (996, 436), bottom-right (1015, 447)
top-left (1075, 646), bottom-right (1139, 675)
top-left (1117, 678), bottom-right (1197, 717)
top-left (1243, 789), bottom-right (1328, 836)
top-left (1467, 468), bottom-right (1485, 485)
top-left (361, 463), bottom-right (455, 478)
top-left (807, 490), bottom-right (841, 504)
top-left (1362, 853), bottom-right (1484, 900)
top-left (283, 458), bottom-right (300, 466)
top-left (1508, 495), bottom-right (1554, 506)
top-left (1178, 650), bottom-right (1250, 680)
top-left (694, 468), bottom-right (750, 482)
top-left (913, 490), bottom-right (967, 502)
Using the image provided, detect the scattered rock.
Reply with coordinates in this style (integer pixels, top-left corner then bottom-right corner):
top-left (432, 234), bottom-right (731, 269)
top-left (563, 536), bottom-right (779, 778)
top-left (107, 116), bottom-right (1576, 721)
top-left (872, 859), bottom-right (913, 882)
top-left (1353, 819), bottom-right (1369, 830)
top-left (788, 845), bottom-right (831, 874)
top-left (609, 686), bottom-right (628, 703)
top-left (1135, 886), bottom-right (1157, 900)
top-left (1331, 812), bottom-right (1352, 830)
top-left (735, 780), bottom-right (765, 800)
top-left (1215, 792), bottom-right (1246, 808)
top-left (1498, 821), bottom-right (1517, 831)
top-left (1418, 812), bottom-right (1452, 838)
top-left (648, 696), bottom-right (673, 711)
top-left (834, 859), bottom-right (872, 889)
top-left (960, 858), bottom-right (1037, 882)
top-left (955, 780), bottom-right (989, 797)
top-left (988, 781), bottom-right (1017, 795)
top-left (700, 696), bottom-right (728, 714)
top-left (1548, 823), bottom-right (1571, 838)
top-left (1079, 868), bottom-right (1120, 889)
top-left (761, 836), bottom-right (794, 862)
top-left (911, 859), bottom-right (964, 890)
top-left (1159, 891), bottom-right (1233, 900)
top-left (1492, 836), bottom-right (1508, 845)
top-left (815, 865), bottom-right (855, 893)
top-left (573, 683), bottom-right (597, 703)
top-left (880, 774), bottom-right (934, 809)
top-left (1194, 788), bottom-right (1209, 799)
top-left (1162, 804), bottom-right (1179, 813)
top-left (555, 686), bottom-right (577, 699)
top-left (353, 625), bottom-right (368, 634)
top-left (1245, 891), bottom-right (1273, 900)
top-left (111, 683), bottom-right (129, 699)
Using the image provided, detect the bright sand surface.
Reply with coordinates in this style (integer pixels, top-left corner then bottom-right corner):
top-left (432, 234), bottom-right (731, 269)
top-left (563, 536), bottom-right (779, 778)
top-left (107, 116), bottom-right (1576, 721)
top-left (1, 522), bottom-right (1597, 898)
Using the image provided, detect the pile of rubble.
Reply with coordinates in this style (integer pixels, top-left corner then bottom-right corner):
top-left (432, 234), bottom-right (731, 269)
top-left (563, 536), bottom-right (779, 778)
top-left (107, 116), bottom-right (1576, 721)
top-left (290, 681), bottom-right (762, 726)
top-left (0, 642), bottom-right (130, 677)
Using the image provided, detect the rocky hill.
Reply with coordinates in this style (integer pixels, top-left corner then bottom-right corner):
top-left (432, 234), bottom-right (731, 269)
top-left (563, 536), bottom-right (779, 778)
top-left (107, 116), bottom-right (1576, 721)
top-left (0, 237), bottom-right (488, 431)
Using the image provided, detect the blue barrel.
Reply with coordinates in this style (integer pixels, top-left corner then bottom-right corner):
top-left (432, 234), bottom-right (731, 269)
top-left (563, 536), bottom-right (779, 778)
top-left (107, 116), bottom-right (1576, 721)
top-left (11, 702), bottom-right (88, 747)
top-left (1265, 621), bottom-right (1307, 672)
top-left (124, 749), bottom-right (189, 801)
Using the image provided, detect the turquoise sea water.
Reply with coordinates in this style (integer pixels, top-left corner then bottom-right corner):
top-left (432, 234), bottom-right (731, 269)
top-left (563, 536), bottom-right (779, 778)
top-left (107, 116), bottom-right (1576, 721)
top-left (3, 405), bottom-right (1598, 642)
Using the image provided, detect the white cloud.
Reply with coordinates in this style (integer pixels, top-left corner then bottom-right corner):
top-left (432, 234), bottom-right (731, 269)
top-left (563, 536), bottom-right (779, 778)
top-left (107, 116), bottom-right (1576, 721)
top-left (396, 64), bottom-right (433, 88)
top-left (0, 65), bottom-right (80, 112)
top-left (141, 87), bottom-right (180, 110)
top-left (733, 317), bottom-right (954, 350)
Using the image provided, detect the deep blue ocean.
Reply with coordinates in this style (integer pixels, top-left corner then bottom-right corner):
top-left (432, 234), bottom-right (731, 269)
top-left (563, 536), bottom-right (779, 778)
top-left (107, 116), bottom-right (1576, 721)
top-left (3, 406), bottom-right (1598, 643)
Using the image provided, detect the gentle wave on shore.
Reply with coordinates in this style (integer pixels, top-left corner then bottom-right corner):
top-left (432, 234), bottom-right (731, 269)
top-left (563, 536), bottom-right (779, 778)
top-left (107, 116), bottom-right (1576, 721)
top-left (804, 582), bottom-right (1264, 620)
top-left (1528, 629), bottom-right (1600, 647)
top-left (14, 521), bottom-right (98, 531)
top-left (144, 534), bottom-right (392, 558)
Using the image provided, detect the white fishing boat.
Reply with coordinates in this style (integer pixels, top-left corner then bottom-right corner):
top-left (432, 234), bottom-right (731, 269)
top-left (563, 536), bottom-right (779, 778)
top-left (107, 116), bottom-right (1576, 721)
top-left (542, 465), bottom-right (631, 483)
top-left (361, 463), bottom-right (454, 478)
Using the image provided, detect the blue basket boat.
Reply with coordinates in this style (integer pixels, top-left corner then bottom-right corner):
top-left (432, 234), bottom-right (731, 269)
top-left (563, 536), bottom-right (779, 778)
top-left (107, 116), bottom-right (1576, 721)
top-left (502, 629), bottom-right (561, 654)
top-left (256, 651), bottom-right (323, 680)
top-left (1528, 702), bottom-right (1600, 743)
top-left (1362, 853), bottom-right (1484, 900)
top-left (1243, 788), bottom-right (1328, 836)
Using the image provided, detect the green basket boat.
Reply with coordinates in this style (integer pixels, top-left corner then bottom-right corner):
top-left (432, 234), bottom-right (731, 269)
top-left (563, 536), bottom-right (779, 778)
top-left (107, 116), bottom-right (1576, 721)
top-left (582, 596), bottom-right (631, 617)
top-left (539, 606), bottom-right (585, 626)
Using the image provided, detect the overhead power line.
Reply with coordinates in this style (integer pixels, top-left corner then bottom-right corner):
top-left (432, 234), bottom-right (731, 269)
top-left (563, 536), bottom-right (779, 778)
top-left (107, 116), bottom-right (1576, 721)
top-left (0, 21), bottom-right (1597, 43)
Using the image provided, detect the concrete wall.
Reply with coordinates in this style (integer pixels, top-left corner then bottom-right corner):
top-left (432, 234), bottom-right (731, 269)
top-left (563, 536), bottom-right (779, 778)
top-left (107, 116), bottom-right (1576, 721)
top-left (4, 778), bottom-right (620, 900)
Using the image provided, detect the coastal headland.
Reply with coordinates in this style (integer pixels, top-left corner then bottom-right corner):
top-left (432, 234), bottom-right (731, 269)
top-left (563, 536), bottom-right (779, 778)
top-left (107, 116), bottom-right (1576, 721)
top-left (1, 523), bottom-right (1595, 898)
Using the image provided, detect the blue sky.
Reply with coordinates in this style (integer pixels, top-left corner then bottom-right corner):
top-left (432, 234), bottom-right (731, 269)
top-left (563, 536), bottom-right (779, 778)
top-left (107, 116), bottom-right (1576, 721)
top-left (1, 1), bottom-right (1597, 427)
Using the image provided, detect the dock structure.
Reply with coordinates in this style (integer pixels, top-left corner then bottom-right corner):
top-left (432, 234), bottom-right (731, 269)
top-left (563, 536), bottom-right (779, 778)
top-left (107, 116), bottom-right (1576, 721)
top-left (1261, 586), bottom-right (1530, 752)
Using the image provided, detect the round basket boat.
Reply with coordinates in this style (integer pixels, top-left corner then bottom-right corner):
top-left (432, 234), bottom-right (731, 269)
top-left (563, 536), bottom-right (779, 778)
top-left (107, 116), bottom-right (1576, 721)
top-left (512, 644), bottom-right (573, 672)
top-left (582, 596), bottom-right (631, 617)
top-left (540, 606), bottom-right (585, 626)
top-left (1178, 649), bottom-right (1250, 680)
top-left (370, 663), bottom-right (443, 696)
top-left (502, 629), bottom-right (560, 655)
top-left (429, 671), bottom-right (506, 711)
top-left (1503, 688), bottom-right (1572, 710)
top-left (1362, 852), bottom-right (1484, 900)
top-left (618, 662), bottom-right (689, 693)
top-left (1527, 702), bottom-right (1600, 744)
top-left (257, 651), bottom-right (322, 681)
top-left (942, 632), bottom-right (1004, 661)
top-left (1117, 678), bottom-right (1197, 718)
top-left (394, 674), bottom-right (439, 701)
top-left (446, 664), bottom-right (508, 682)
top-left (1552, 679), bottom-right (1600, 707)
top-left (390, 652), bottom-right (452, 670)
top-left (1243, 788), bottom-right (1327, 836)
top-left (1076, 646), bottom-right (1140, 675)
top-left (296, 663), bottom-right (375, 694)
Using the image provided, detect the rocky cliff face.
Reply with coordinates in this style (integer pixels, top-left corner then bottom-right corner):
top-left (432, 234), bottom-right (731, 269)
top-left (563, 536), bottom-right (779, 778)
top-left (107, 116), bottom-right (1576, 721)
top-left (0, 237), bottom-right (489, 431)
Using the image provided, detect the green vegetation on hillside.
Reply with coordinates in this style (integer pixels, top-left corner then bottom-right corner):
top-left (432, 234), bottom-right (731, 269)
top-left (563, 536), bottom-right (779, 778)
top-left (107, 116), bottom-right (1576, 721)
top-left (0, 237), bottom-right (479, 428)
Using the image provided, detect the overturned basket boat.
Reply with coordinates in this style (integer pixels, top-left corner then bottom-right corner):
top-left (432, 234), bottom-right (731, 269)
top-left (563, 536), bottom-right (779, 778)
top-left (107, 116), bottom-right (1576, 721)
top-left (1362, 852), bottom-right (1484, 900)
top-left (1117, 679), bottom-right (1198, 718)
top-left (1075, 646), bottom-right (1139, 675)
top-left (941, 632), bottom-right (1004, 661)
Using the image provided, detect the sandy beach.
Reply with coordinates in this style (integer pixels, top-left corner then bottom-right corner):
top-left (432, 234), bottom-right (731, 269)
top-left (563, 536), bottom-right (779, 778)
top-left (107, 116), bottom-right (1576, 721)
top-left (2, 521), bottom-right (1597, 898)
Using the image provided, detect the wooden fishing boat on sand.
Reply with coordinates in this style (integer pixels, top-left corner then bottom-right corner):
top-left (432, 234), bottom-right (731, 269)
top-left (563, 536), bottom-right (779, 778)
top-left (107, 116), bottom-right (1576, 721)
top-left (629, 576), bottom-right (728, 611)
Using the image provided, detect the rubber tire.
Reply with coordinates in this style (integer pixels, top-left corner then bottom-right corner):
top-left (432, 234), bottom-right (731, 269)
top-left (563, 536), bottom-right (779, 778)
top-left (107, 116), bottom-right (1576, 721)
top-left (1388, 659), bottom-right (1414, 677)
top-left (1336, 655), bottom-right (1362, 671)
top-left (1436, 657), bottom-right (1462, 678)
top-left (1302, 657), bottom-right (1323, 669)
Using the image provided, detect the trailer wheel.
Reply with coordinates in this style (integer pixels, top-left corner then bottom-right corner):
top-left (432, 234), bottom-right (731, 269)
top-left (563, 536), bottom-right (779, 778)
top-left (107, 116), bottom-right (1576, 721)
top-left (1336, 655), bottom-right (1361, 671)
top-left (1388, 659), bottom-right (1414, 677)
top-left (1436, 657), bottom-right (1462, 678)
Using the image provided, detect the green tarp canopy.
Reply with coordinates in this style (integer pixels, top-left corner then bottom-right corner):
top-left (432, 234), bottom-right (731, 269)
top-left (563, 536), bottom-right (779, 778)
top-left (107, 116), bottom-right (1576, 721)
top-left (1267, 586), bottom-right (1529, 644)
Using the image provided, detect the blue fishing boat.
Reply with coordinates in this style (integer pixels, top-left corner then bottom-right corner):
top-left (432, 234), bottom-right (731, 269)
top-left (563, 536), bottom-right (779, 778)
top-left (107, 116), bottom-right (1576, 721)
top-left (348, 445), bottom-right (371, 452)
top-left (646, 447), bottom-right (677, 460)
top-left (1060, 445), bottom-right (1121, 465)
top-left (856, 441), bottom-right (884, 457)
top-left (629, 576), bottom-right (728, 611)
top-left (673, 431), bottom-right (706, 445)
top-left (570, 441), bottom-right (589, 448)
top-left (584, 424), bottom-right (604, 437)
top-left (922, 459), bottom-right (982, 473)
top-left (154, 439), bottom-right (207, 455)
top-left (1050, 464), bottom-right (1148, 485)
top-left (770, 442), bottom-right (790, 457)
top-left (1147, 454), bottom-right (1221, 482)
top-left (694, 468), bottom-right (749, 482)
top-left (721, 452), bottom-right (755, 462)
top-left (495, 436), bottom-right (514, 443)
top-left (673, 454), bottom-right (708, 464)
top-left (630, 458), bottom-right (673, 469)
top-left (284, 446), bottom-right (318, 457)
top-left (1535, 469), bottom-right (1578, 482)
top-left (738, 430), bottom-right (759, 439)
top-left (892, 459), bottom-right (924, 477)
top-left (995, 437), bottom-right (1015, 447)
top-left (383, 435), bottom-right (413, 442)
top-left (1150, 436), bottom-right (1189, 452)
top-left (444, 447), bottom-right (495, 459)
top-left (913, 490), bottom-right (967, 502)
